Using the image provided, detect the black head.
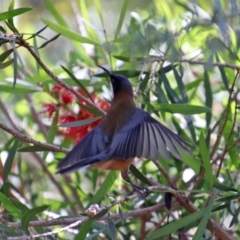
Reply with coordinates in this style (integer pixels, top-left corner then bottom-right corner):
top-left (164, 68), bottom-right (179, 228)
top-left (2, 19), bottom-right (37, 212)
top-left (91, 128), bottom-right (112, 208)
top-left (98, 66), bottom-right (133, 95)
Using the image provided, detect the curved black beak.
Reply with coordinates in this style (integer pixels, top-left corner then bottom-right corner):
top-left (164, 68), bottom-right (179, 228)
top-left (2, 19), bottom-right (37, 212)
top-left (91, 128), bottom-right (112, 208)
top-left (98, 65), bottom-right (113, 77)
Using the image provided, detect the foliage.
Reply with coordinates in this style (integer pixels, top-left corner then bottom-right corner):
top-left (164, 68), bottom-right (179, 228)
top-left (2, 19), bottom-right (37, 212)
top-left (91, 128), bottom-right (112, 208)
top-left (0, 0), bottom-right (239, 239)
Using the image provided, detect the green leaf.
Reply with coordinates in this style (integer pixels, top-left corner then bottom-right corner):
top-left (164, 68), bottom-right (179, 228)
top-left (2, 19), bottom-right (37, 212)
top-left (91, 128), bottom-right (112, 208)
top-left (18, 145), bottom-right (54, 152)
top-left (79, 103), bottom-right (104, 117)
top-left (199, 133), bottom-right (213, 190)
top-left (0, 8), bottom-right (32, 21)
top-left (44, 0), bottom-right (68, 27)
top-left (0, 224), bottom-right (17, 236)
top-left (154, 103), bottom-right (211, 114)
top-left (115, 0), bottom-right (129, 39)
top-left (25, 25), bottom-right (48, 40)
top-left (0, 49), bottom-right (13, 62)
top-left (11, 199), bottom-right (44, 234)
top-left (215, 53), bottom-right (228, 90)
top-left (38, 33), bottom-right (61, 49)
top-left (88, 172), bottom-right (117, 207)
top-left (0, 192), bottom-right (21, 218)
top-left (113, 55), bottom-right (131, 62)
top-left (173, 66), bottom-right (188, 103)
top-left (179, 149), bottom-right (200, 174)
top-left (0, 59), bottom-right (14, 69)
top-left (61, 65), bottom-right (94, 102)
top-left (96, 69), bottom-right (141, 78)
top-left (203, 70), bottom-right (213, 128)
top-left (3, 139), bottom-right (19, 183)
top-left (130, 164), bottom-right (151, 185)
top-left (7, 1), bottom-right (15, 30)
top-left (94, 0), bottom-right (104, 26)
top-left (41, 18), bottom-right (99, 45)
top-left (213, 180), bottom-right (237, 192)
top-left (229, 205), bottom-right (240, 228)
top-left (75, 219), bottom-right (93, 240)
top-left (59, 117), bottom-right (101, 128)
top-left (92, 209), bottom-right (109, 220)
top-left (0, 84), bottom-right (40, 94)
top-left (21, 205), bottom-right (49, 233)
top-left (216, 193), bottom-right (240, 202)
top-left (9, 41), bottom-right (26, 89)
top-left (159, 68), bottom-right (182, 103)
top-left (107, 214), bottom-right (117, 240)
top-left (193, 198), bottom-right (214, 240)
top-left (4, 19), bottom-right (19, 33)
top-left (146, 206), bottom-right (212, 240)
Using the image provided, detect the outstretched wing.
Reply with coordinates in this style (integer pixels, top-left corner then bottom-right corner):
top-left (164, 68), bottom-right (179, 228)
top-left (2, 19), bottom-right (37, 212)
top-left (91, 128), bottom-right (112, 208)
top-left (58, 108), bottom-right (191, 174)
top-left (105, 108), bottom-right (190, 160)
top-left (57, 126), bottom-right (109, 172)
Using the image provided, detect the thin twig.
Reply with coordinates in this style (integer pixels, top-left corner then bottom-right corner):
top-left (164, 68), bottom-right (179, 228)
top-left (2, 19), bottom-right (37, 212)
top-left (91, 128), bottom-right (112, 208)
top-left (0, 122), bottom-right (68, 153)
top-left (16, 37), bottom-right (106, 115)
top-left (210, 69), bottom-right (239, 158)
top-left (2, 183), bottom-right (234, 240)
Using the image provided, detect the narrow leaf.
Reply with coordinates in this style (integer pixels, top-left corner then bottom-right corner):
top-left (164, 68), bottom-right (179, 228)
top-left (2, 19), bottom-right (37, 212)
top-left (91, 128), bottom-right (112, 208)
top-left (154, 103), bottom-right (211, 114)
top-left (213, 180), bottom-right (237, 192)
top-left (61, 65), bottom-right (94, 102)
top-left (0, 84), bottom-right (40, 94)
top-left (0, 49), bottom-right (13, 62)
top-left (0, 59), bottom-right (14, 69)
top-left (107, 215), bottom-right (117, 240)
top-left (215, 53), bottom-right (228, 90)
top-left (115, 0), bottom-right (129, 39)
top-left (173, 66), bottom-right (188, 103)
top-left (41, 19), bottom-right (99, 45)
top-left (44, 0), bottom-right (68, 27)
top-left (193, 199), bottom-right (214, 240)
top-left (146, 206), bottom-right (212, 240)
top-left (88, 172), bottom-right (117, 207)
top-left (18, 145), bottom-right (55, 152)
top-left (3, 139), bottom-right (19, 183)
top-left (0, 193), bottom-right (21, 218)
top-left (94, 0), bottom-right (104, 26)
top-left (229, 205), bottom-right (240, 228)
top-left (59, 117), bottom-right (101, 128)
top-left (21, 205), bottom-right (49, 232)
top-left (38, 33), bottom-right (61, 49)
top-left (203, 70), bottom-right (213, 128)
top-left (0, 8), bottom-right (32, 21)
top-left (130, 164), bottom-right (151, 185)
top-left (75, 219), bottom-right (93, 240)
top-left (199, 133), bottom-right (213, 190)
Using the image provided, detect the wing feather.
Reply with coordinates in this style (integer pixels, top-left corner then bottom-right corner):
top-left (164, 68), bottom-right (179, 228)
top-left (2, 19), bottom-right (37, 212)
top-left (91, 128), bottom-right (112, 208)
top-left (58, 107), bottom-right (191, 173)
top-left (57, 127), bottom-right (109, 170)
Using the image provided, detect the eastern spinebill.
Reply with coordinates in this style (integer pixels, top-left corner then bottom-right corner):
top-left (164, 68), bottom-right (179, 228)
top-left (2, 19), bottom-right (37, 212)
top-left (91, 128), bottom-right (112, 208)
top-left (57, 66), bottom-right (190, 197)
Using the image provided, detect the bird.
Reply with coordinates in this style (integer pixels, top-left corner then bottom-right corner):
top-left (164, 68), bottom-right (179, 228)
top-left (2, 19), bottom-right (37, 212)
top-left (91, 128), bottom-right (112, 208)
top-left (57, 66), bottom-right (190, 198)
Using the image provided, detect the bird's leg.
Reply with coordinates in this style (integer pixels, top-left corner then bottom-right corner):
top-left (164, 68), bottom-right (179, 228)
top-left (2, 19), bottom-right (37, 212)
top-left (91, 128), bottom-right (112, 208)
top-left (121, 170), bottom-right (149, 199)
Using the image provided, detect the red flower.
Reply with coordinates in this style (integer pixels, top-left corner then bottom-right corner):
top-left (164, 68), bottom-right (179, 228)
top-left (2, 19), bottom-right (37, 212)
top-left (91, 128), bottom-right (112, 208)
top-left (52, 84), bottom-right (63, 93)
top-left (42, 103), bottom-right (57, 117)
top-left (42, 84), bottom-right (110, 144)
top-left (59, 115), bottom-right (77, 124)
top-left (60, 90), bottom-right (75, 104)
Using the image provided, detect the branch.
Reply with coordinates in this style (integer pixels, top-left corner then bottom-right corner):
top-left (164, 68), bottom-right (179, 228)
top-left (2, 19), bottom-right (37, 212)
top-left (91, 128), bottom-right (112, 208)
top-left (151, 159), bottom-right (234, 240)
top-left (1, 184), bottom-right (234, 240)
top-left (15, 37), bottom-right (106, 116)
top-left (0, 122), bottom-right (68, 153)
